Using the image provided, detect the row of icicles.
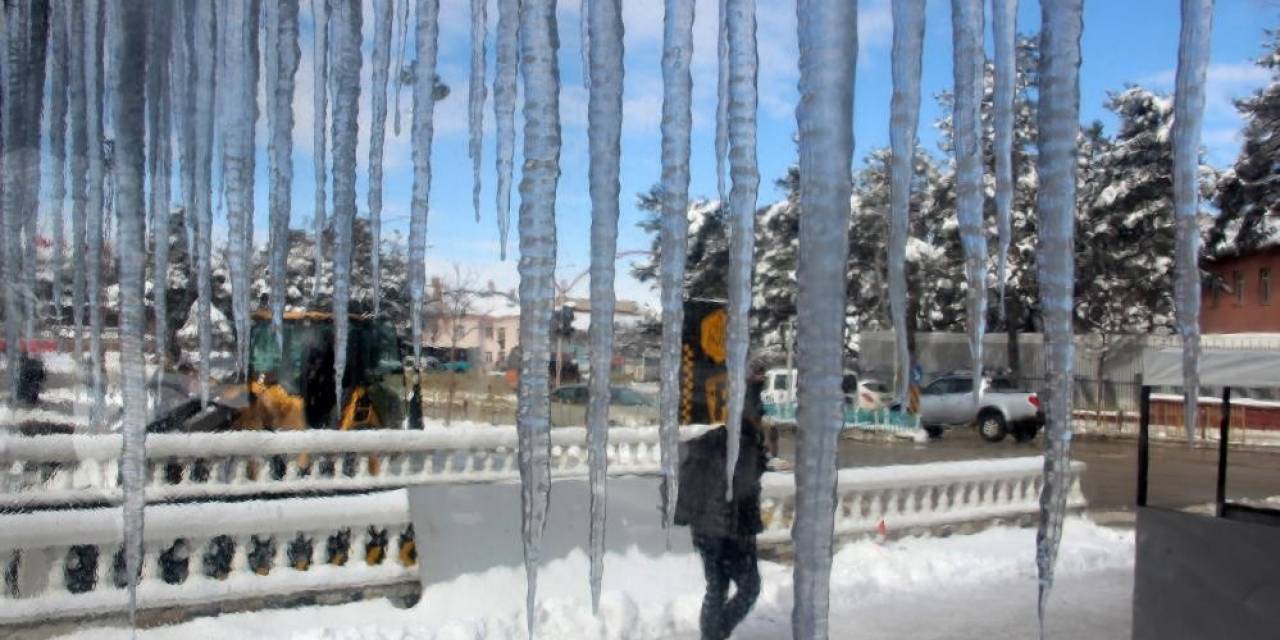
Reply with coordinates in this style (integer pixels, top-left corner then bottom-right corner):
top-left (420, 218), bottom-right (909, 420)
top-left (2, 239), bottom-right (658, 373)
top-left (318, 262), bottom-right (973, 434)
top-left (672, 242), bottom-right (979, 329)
top-left (0, 0), bottom-right (1212, 638)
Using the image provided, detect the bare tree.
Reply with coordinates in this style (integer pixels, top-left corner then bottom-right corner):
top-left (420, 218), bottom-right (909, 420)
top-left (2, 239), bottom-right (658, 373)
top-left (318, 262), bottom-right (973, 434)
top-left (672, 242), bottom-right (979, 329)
top-left (436, 264), bottom-right (478, 425)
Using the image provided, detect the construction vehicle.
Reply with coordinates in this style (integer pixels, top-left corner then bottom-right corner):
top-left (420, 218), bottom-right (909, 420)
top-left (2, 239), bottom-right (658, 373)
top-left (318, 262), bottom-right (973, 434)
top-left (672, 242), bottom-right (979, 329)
top-left (150, 310), bottom-right (416, 433)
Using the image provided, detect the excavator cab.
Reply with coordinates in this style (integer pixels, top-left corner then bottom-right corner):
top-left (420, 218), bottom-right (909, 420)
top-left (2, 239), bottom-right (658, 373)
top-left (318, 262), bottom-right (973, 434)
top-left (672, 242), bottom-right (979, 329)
top-left (235, 311), bottom-right (410, 430)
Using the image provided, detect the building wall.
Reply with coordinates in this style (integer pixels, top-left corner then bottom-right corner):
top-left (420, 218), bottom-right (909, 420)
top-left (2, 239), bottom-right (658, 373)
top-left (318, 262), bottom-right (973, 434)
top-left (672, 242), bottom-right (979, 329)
top-left (1202, 248), bottom-right (1280, 333)
top-left (431, 315), bottom-right (520, 369)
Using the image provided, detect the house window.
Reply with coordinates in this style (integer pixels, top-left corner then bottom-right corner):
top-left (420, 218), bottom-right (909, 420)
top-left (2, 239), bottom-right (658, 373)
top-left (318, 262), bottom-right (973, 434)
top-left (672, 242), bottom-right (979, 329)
top-left (484, 326), bottom-right (494, 339)
top-left (1261, 268), bottom-right (1271, 306)
top-left (497, 327), bottom-right (506, 344)
top-left (1234, 271), bottom-right (1245, 306)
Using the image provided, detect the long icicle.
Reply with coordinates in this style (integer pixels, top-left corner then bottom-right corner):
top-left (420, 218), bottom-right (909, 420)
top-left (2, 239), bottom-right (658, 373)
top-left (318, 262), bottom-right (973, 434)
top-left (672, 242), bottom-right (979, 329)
top-left (193, 0), bottom-right (216, 408)
top-left (469, 0), bottom-right (487, 223)
top-left (1173, 0), bottom-right (1213, 445)
top-left (657, 0), bottom-right (694, 532)
top-left (109, 0), bottom-right (148, 622)
top-left (18, 0), bottom-right (48, 346)
top-left (85, 0), bottom-right (108, 425)
top-left (68, 1), bottom-right (88, 368)
top-left (888, 0), bottom-right (925, 404)
top-left (268, 0), bottom-right (301, 344)
top-left (147, 0), bottom-right (173, 391)
top-left (493, 0), bottom-right (518, 260)
top-left (714, 0), bottom-right (729, 205)
top-left (393, 0), bottom-right (410, 135)
top-left (993, 0), bottom-right (1017, 312)
top-left (220, 0), bottom-right (260, 382)
top-left (409, 0), bottom-right (439, 390)
top-left (723, 0), bottom-right (759, 502)
top-left (951, 0), bottom-right (986, 402)
top-left (1034, 0), bottom-right (1082, 635)
top-left (311, 0), bottom-right (330, 300)
top-left (370, 0), bottom-right (393, 317)
top-left (585, 0), bottom-right (624, 614)
top-left (329, 0), bottom-right (361, 428)
top-left (48, 1), bottom-right (69, 332)
top-left (517, 0), bottom-right (560, 634)
top-left (174, 0), bottom-right (197, 270)
top-left (792, 0), bottom-right (856, 637)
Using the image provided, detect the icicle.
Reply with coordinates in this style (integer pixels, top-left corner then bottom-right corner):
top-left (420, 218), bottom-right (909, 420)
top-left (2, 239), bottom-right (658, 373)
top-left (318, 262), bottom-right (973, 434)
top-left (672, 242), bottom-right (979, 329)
top-left (268, 0), bottom-right (300, 345)
top-left (1034, 0), bottom-right (1082, 635)
top-left (173, 0), bottom-right (197, 267)
top-left (408, 0), bottom-right (439, 376)
top-left (951, 0), bottom-right (986, 402)
top-left (49, 1), bottom-right (70, 332)
top-left (2, 0), bottom-right (49, 398)
top-left (580, 0), bottom-right (590, 88)
top-left (68, 2), bottom-right (89, 367)
top-left (219, 0), bottom-right (260, 382)
top-left (584, 0), bottom-right (624, 614)
top-left (657, 0), bottom-right (694, 533)
top-left (329, 0), bottom-right (362, 428)
top-left (370, 0), bottom-right (393, 317)
top-left (108, 0), bottom-right (148, 622)
top-left (492, 0), bottom-right (518, 260)
top-left (469, 0), bottom-right (487, 223)
top-left (888, 0), bottom-right (925, 404)
top-left (311, 0), bottom-right (330, 300)
top-left (84, 0), bottom-right (109, 425)
top-left (993, 0), bottom-right (1017, 312)
top-left (714, 0), bottom-right (729, 204)
top-left (722, 0), bottom-right (758, 502)
top-left (792, 0), bottom-right (856, 637)
top-left (147, 1), bottom-right (173, 390)
top-left (193, 0), bottom-right (217, 407)
top-left (517, 0), bottom-right (561, 634)
top-left (1173, 0), bottom-right (1213, 445)
top-left (393, 0), bottom-right (410, 136)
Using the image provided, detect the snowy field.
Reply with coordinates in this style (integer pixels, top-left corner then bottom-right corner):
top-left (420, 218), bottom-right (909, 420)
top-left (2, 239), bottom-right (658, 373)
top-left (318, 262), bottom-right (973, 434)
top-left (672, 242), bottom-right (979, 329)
top-left (58, 518), bottom-right (1133, 640)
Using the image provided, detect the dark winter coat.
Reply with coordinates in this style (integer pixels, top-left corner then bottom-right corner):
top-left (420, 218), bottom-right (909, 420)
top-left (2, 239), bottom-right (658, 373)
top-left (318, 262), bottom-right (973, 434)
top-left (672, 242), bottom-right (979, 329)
top-left (673, 419), bottom-right (769, 538)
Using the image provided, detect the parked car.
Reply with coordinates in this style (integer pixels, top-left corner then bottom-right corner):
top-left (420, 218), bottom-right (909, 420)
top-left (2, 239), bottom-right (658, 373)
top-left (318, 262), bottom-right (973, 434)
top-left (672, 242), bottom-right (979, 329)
top-left (549, 384), bottom-right (658, 427)
top-left (762, 368), bottom-right (885, 413)
top-left (917, 373), bottom-right (1043, 442)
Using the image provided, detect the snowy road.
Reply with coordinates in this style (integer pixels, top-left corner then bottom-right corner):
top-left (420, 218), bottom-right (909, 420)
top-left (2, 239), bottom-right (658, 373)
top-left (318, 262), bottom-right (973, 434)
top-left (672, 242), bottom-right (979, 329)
top-left (57, 519), bottom-right (1133, 640)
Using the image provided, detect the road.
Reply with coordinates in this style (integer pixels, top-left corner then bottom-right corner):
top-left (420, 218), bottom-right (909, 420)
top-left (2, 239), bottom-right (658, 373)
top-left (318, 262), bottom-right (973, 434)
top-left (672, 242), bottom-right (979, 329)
top-left (775, 427), bottom-right (1280, 513)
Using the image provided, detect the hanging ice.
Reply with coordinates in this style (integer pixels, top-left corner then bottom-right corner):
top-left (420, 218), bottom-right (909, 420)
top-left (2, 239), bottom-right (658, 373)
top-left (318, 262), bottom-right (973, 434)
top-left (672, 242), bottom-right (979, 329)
top-left (469, 0), bottom-right (488, 223)
top-left (584, 0), bottom-right (624, 613)
top-left (657, 0), bottom-right (694, 532)
top-left (193, 0), bottom-right (217, 407)
top-left (219, 0), bottom-right (260, 382)
top-left (48, 2), bottom-right (70, 333)
top-left (147, 0), bottom-right (173, 393)
top-left (329, 0), bottom-right (362, 427)
top-left (108, 0), bottom-right (148, 621)
top-left (268, 0), bottom-right (301, 343)
top-left (311, 0), bottom-right (330, 300)
top-left (69, 0), bottom-right (89, 367)
top-left (85, 0), bottom-right (109, 425)
top-left (715, 0), bottom-right (729, 204)
top-left (792, 1), bottom-right (856, 637)
top-left (408, 0), bottom-right (439, 376)
top-left (951, 0), bottom-right (987, 401)
top-left (173, 0), bottom-right (197, 268)
top-left (1034, 0), bottom-right (1082, 635)
top-left (888, 0), bottom-right (924, 404)
top-left (2, 0), bottom-right (49, 399)
top-left (517, 0), bottom-right (561, 634)
top-left (722, 0), bottom-right (759, 501)
top-left (580, 0), bottom-right (590, 88)
top-left (1173, 0), bottom-right (1213, 445)
top-left (492, 0), bottom-right (518, 260)
top-left (393, 0), bottom-right (410, 135)
top-left (370, 0), bottom-right (393, 317)
top-left (993, 0), bottom-right (1017, 311)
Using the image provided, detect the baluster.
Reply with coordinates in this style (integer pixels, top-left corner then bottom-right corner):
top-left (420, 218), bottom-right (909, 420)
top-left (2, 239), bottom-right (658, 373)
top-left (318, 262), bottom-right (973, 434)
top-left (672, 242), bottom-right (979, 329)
top-left (44, 547), bottom-right (67, 595)
top-left (96, 544), bottom-right (117, 591)
top-left (229, 536), bottom-right (252, 576)
top-left (139, 542), bottom-right (162, 585)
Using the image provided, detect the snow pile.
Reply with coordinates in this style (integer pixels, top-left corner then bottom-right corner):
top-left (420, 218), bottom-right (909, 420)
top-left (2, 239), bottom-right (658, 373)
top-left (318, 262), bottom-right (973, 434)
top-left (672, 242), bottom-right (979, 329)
top-left (57, 519), bottom-right (1132, 640)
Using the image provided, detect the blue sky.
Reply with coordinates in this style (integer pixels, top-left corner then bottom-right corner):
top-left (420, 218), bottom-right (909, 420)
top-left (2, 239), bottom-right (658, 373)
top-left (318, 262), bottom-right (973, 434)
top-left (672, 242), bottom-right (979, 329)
top-left (120, 0), bottom-right (1280, 308)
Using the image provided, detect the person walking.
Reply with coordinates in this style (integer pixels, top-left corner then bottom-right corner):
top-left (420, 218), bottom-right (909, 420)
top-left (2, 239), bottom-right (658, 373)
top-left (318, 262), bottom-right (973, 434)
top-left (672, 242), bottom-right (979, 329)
top-left (675, 373), bottom-right (770, 640)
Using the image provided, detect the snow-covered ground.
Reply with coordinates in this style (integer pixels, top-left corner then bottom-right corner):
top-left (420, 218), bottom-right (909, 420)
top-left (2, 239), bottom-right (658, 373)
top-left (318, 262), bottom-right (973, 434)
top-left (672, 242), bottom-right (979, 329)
top-left (58, 518), bottom-right (1133, 640)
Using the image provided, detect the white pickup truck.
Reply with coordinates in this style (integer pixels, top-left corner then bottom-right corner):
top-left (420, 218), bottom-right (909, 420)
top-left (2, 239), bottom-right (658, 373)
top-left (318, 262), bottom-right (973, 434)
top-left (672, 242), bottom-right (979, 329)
top-left (917, 373), bottom-right (1044, 442)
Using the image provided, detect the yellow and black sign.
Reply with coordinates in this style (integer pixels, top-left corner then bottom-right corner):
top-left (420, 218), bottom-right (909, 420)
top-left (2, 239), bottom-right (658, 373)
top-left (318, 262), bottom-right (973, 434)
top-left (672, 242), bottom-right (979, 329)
top-left (680, 300), bottom-right (730, 426)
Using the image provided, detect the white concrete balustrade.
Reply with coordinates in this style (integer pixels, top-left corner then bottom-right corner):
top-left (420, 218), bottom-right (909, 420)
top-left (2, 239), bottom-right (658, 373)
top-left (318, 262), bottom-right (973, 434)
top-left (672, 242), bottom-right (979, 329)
top-left (0, 427), bottom-right (700, 508)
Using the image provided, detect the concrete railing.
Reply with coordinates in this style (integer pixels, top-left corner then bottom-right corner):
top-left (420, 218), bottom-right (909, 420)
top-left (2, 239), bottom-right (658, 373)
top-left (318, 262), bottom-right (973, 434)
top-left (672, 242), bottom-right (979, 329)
top-left (0, 490), bottom-right (416, 627)
top-left (758, 456), bottom-right (1086, 543)
top-left (0, 427), bottom-right (704, 509)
